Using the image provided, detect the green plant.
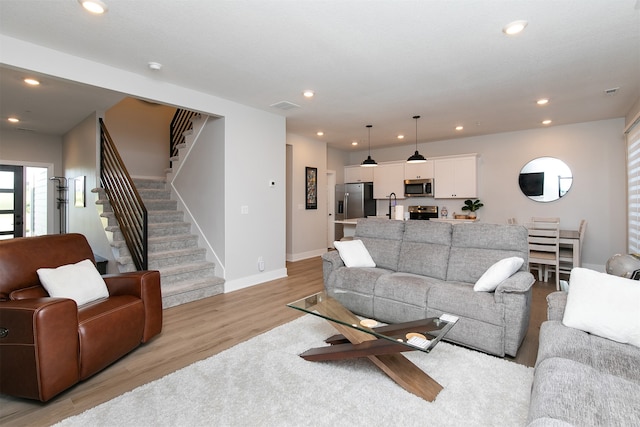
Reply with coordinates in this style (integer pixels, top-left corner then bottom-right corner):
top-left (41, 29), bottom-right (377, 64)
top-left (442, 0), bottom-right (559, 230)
top-left (461, 199), bottom-right (484, 212)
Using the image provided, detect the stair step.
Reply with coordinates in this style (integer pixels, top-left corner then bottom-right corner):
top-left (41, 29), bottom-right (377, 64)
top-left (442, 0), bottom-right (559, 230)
top-left (132, 179), bottom-right (167, 190)
top-left (118, 247), bottom-right (207, 269)
top-left (159, 261), bottom-right (217, 285)
top-left (137, 188), bottom-right (171, 200)
top-left (106, 222), bottom-right (191, 239)
top-left (161, 277), bottom-right (225, 309)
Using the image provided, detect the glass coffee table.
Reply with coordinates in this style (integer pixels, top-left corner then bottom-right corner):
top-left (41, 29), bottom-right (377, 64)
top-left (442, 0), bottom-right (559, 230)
top-left (287, 291), bottom-right (458, 402)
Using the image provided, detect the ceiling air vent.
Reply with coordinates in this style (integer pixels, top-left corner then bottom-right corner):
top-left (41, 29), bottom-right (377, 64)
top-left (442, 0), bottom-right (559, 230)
top-left (270, 101), bottom-right (300, 111)
top-left (604, 87), bottom-right (620, 96)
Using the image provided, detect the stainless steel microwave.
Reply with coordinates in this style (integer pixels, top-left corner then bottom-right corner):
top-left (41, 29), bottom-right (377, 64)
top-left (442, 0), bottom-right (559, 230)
top-left (404, 179), bottom-right (434, 197)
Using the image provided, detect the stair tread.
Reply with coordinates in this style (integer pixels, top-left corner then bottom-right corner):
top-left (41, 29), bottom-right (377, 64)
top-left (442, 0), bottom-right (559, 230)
top-left (159, 261), bottom-right (216, 274)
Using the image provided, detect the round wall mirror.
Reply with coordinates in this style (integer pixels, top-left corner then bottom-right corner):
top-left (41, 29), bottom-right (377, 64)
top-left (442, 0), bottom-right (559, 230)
top-left (518, 157), bottom-right (573, 202)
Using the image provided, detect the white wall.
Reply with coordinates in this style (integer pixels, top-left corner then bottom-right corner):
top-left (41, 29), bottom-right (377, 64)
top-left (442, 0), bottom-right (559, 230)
top-left (286, 133), bottom-right (328, 261)
top-left (62, 112), bottom-right (115, 269)
top-left (104, 97), bottom-right (175, 179)
top-left (0, 129), bottom-right (62, 234)
top-left (345, 118), bottom-right (626, 270)
top-left (2, 35), bottom-right (287, 291)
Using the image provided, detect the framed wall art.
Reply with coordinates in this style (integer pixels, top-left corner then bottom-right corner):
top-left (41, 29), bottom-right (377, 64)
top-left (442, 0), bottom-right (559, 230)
top-left (305, 166), bottom-right (317, 210)
top-left (74, 176), bottom-right (85, 207)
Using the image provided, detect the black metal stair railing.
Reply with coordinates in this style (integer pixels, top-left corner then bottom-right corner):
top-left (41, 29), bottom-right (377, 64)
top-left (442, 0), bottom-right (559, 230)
top-left (170, 109), bottom-right (199, 166)
top-left (99, 118), bottom-right (148, 271)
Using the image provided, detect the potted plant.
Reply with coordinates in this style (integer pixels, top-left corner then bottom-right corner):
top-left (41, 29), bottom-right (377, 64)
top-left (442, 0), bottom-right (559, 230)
top-left (461, 199), bottom-right (483, 219)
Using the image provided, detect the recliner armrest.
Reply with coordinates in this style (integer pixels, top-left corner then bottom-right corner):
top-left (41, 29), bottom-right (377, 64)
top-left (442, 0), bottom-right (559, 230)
top-left (546, 291), bottom-right (567, 321)
top-left (494, 271), bottom-right (535, 302)
top-left (0, 298), bottom-right (79, 401)
top-left (103, 270), bottom-right (162, 342)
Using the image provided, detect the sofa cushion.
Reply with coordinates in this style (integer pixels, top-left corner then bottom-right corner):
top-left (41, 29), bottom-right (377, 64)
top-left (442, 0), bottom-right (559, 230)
top-left (397, 221), bottom-right (452, 280)
top-left (427, 281), bottom-right (505, 325)
top-left (355, 219), bottom-right (405, 271)
top-left (37, 259), bottom-right (109, 306)
top-left (563, 267), bottom-right (640, 347)
top-left (447, 223), bottom-right (529, 283)
top-left (536, 321), bottom-right (640, 383)
top-left (528, 357), bottom-right (640, 426)
top-left (474, 257), bottom-right (524, 292)
top-left (333, 240), bottom-right (376, 267)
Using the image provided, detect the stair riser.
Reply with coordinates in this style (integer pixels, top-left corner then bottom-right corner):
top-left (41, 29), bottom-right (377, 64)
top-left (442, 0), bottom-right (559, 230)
top-left (161, 283), bottom-right (224, 309)
top-left (110, 224), bottom-right (191, 240)
top-left (160, 267), bottom-right (216, 285)
top-left (148, 251), bottom-right (207, 269)
top-left (102, 212), bottom-right (184, 226)
top-left (147, 237), bottom-right (199, 252)
top-left (137, 189), bottom-right (171, 200)
top-left (132, 180), bottom-right (167, 190)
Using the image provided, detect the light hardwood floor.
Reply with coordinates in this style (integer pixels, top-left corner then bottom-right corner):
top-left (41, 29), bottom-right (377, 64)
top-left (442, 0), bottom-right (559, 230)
top-left (0, 257), bottom-right (554, 426)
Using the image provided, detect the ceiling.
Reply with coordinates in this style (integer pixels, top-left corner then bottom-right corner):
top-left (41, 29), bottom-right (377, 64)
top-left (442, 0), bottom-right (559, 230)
top-left (1, 0), bottom-right (639, 151)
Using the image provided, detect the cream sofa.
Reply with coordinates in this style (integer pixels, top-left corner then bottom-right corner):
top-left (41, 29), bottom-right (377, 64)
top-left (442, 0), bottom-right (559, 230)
top-left (322, 218), bottom-right (535, 357)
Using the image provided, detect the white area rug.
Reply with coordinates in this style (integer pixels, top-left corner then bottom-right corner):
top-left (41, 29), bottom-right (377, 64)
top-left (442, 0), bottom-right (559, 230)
top-left (56, 315), bottom-right (533, 427)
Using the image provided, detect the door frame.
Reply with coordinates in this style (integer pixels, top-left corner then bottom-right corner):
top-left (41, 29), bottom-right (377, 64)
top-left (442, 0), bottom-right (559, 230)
top-left (327, 170), bottom-right (336, 249)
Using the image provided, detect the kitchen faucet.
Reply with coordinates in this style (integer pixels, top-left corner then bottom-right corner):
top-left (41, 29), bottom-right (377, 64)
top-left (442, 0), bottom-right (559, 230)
top-left (388, 192), bottom-right (397, 219)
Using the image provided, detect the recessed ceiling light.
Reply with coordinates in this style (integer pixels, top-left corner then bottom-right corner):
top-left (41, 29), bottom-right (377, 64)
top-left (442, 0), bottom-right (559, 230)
top-left (352, 141), bottom-right (358, 146)
top-left (316, 131), bottom-right (324, 136)
top-left (303, 90), bottom-right (315, 98)
top-left (78, 0), bottom-right (108, 14)
top-left (24, 78), bottom-right (40, 86)
top-left (455, 126), bottom-right (464, 131)
top-left (502, 20), bottom-right (528, 35)
top-left (542, 119), bottom-right (552, 125)
top-left (397, 135), bottom-right (404, 140)
top-left (536, 98), bottom-right (549, 105)
top-left (148, 62), bottom-right (162, 71)
top-left (8, 117), bottom-right (19, 123)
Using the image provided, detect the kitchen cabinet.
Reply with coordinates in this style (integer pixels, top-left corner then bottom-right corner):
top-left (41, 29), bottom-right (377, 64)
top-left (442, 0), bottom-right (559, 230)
top-left (434, 156), bottom-right (477, 198)
top-left (373, 162), bottom-right (405, 199)
top-left (404, 160), bottom-right (434, 180)
top-left (344, 165), bottom-right (374, 183)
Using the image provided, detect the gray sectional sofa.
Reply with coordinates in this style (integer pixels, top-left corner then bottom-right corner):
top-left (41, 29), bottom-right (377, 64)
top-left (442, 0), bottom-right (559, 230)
top-left (527, 291), bottom-right (640, 426)
top-left (322, 218), bottom-right (535, 357)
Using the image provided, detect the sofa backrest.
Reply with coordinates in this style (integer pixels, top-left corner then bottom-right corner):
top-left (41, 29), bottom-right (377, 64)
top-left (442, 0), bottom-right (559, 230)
top-left (355, 218), bottom-right (405, 271)
top-left (398, 221), bottom-right (452, 280)
top-left (446, 223), bottom-right (529, 283)
top-left (0, 233), bottom-right (96, 300)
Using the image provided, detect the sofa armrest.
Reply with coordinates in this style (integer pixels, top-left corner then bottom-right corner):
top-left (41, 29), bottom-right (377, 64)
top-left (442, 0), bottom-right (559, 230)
top-left (495, 271), bottom-right (535, 295)
top-left (322, 251), bottom-right (344, 286)
top-left (546, 291), bottom-right (568, 321)
top-left (0, 298), bottom-right (80, 401)
top-left (103, 271), bottom-right (162, 342)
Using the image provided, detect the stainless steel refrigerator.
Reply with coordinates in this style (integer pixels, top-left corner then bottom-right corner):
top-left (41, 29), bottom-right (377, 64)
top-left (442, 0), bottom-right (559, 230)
top-left (335, 182), bottom-right (376, 240)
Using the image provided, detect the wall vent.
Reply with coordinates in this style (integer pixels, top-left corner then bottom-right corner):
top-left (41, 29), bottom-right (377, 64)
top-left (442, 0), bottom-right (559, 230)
top-left (270, 101), bottom-right (300, 110)
top-left (604, 87), bottom-right (620, 96)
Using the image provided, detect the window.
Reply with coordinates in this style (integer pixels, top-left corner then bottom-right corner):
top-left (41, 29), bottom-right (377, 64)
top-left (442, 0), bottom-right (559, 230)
top-left (627, 117), bottom-right (640, 253)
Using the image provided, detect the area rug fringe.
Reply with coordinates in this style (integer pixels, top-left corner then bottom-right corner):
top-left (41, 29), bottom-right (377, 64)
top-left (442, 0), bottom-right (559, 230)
top-left (55, 315), bottom-right (533, 427)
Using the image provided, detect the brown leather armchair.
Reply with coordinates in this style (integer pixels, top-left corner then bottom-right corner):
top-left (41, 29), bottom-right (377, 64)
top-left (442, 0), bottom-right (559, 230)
top-left (0, 233), bottom-right (162, 402)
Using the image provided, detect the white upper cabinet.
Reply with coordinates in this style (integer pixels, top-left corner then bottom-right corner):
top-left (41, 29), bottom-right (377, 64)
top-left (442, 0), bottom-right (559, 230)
top-left (434, 156), bottom-right (477, 199)
top-left (404, 160), bottom-right (434, 180)
top-left (345, 165), bottom-right (374, 183)
top-left (373, 162), bottom-right (405, 199)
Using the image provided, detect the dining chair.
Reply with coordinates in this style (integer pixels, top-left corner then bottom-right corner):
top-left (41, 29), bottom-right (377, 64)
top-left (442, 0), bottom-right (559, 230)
top-left (528, 217), bottom-right (561, 290)
top-left (558, 219), bottom-right (587, 278)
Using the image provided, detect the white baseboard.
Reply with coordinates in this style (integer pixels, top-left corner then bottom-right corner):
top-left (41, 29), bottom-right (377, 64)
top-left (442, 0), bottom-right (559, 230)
top-left (224, 268), bottom-right (288, 293)
top-left (286, 248), bottom-right (326, 262)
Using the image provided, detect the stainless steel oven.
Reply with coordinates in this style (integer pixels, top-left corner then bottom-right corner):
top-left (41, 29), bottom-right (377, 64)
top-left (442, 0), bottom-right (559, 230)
top-left (408, 205), bottom-right (438, 220)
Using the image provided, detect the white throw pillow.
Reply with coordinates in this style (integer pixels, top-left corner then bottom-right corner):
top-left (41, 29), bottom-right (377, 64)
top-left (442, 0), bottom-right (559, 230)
top-left (563, 267), bottom-right (640, 347)
top-left (37, 259), bottom-right (109, 306)
top-left (474, 257), bottom-right (524, 292)
top-left (333, 240), bottom-right (376, 268)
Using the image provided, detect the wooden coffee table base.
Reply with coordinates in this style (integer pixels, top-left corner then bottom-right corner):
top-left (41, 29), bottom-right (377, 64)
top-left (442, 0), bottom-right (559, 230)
top-left (298, 302), bottom-right (443, 402)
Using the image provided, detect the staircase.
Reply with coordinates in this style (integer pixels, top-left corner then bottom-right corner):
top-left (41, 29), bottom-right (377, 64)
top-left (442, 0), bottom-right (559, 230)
top-left (97, 180), bottom-right (224, 308)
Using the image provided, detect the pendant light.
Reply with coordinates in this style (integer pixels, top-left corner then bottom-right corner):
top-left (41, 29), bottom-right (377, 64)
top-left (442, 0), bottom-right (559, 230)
top-left (407, 115), bottom-right (427, 163)
top-left (361, 124), bottom-right (378, 167)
